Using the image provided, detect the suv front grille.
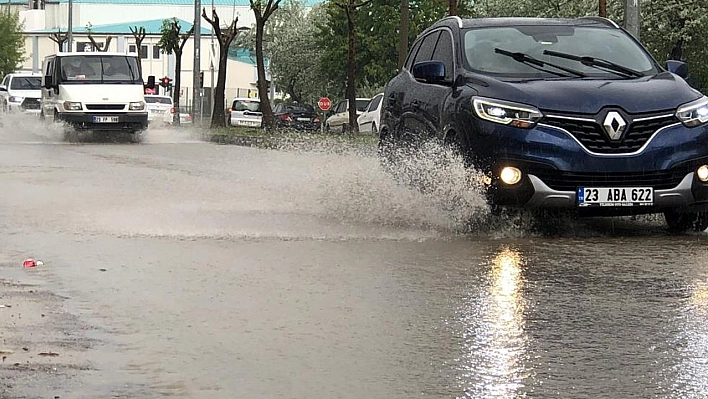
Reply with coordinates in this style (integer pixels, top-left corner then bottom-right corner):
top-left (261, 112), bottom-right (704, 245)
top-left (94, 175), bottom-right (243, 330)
top-left (542, 113), bottom-right (678, 154)
top-left (529, 168), bottom-right (690, 191)
top-left (86, 104), bottom-right (126, 111)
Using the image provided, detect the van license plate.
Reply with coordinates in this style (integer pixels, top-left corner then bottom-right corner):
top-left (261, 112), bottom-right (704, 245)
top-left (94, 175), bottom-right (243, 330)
top-left (93, 116), bottom-right (119, 123)
top-left (578, 187), bottom-right (653, 207)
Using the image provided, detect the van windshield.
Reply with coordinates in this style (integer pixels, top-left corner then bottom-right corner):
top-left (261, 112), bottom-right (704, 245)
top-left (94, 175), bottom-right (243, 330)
top-left (58, 55), bottom-right (142, 84)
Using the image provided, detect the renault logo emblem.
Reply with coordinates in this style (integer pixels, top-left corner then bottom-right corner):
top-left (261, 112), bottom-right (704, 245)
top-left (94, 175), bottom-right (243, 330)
top-left (603, 111), bottom-right (626, 141)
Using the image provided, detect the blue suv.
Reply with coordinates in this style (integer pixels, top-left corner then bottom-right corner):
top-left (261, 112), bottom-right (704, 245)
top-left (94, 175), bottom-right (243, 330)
top-left (380, 16), bottom-right (708, 232)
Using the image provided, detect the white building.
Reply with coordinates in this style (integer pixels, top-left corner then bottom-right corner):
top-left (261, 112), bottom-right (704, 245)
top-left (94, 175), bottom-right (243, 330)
top-left (10, 0), bottom-right (320, 108)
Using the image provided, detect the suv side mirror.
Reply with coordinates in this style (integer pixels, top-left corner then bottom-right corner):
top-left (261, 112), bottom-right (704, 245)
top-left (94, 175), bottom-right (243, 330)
top-left (412, 61), bottom-right (446, 84)
top-left (666, 60), bottom-right (688, 79)
top-left (43, 75), bottom-right (54, 89)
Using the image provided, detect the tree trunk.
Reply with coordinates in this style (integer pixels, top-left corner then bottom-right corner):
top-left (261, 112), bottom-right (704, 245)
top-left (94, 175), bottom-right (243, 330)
top-left (398, 0), bottom-right (409, 70)
top-left (173, 51), bottom-right (182, 126)
top-left (448, 0), bottom-right (456, 16)
top-left (211, 47), bottom-right (229, 128)
top-left (346, 6), bottom-right (358, 133)
top-left (256, 21), bottom-right (274, 129)
top-left (598, 0), bottom-right (606, 17)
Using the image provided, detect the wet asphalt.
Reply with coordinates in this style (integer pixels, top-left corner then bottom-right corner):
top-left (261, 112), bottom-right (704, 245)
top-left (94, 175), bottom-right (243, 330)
top-left (1, 114), bottom-right (707, 398)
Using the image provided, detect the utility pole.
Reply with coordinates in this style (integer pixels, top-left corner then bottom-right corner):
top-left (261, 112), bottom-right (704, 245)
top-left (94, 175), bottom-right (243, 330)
top-left (624, 0), bottom-right (640, 40)
top-left (67, 0), bottom-right (73, 51)
top-left (193, 0), bottom-right (202, 120)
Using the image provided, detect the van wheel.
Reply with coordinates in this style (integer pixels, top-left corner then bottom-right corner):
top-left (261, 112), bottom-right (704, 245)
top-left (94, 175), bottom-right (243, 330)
top-left (341, 124), bottom-right (348, 134)
top-left (664, 210), bottom-right (708, 232)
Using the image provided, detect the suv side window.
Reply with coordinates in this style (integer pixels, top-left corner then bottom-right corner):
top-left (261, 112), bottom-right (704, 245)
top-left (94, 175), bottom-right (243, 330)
top-left (431, 30), bottom-right (454, 80)
top-left (404, 40), bottom-right (423, 70)
top-left (412, 31), bottom-right (441, 65)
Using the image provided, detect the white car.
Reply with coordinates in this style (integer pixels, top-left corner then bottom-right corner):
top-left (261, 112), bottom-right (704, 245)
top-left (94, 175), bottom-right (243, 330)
top-left (0, 73), bottom-right (42, 114)
top-left (228, 97), bottom-right (262, 127)
top-left (145, 94), bottom-right (174, 125)
top-left (325, 97), bottom-right (371, 133)
top-left (357, 92), bottom-right (383, 134)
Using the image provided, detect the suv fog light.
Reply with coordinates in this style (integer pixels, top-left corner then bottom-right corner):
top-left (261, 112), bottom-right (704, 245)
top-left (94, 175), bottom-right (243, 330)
top-left (697, 165), bottom-right (708, 182)
top-left (500, 166), bottom-right (522, 185)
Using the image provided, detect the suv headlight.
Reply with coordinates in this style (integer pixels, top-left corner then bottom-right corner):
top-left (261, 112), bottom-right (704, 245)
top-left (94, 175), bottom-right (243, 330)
top-left (63, 101), bottom-right (82, 111)
top-left (472, 97), bottom-right (543, 128)
top-left (676, 96), bottom-right (708, 127)
top-left (129, 101), bottom-right (145, 111)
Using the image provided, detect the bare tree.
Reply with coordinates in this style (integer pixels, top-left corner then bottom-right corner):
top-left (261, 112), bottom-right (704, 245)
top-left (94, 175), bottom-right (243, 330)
top-left (335, 0), bottom-right (371, 133)
top-left (158, 18), bottom-right (194, 126)
top-left (86, 22), bottom-right (112, 51)
top-left (250, 0), bottom-right (282, 129)
top-left (49, 30), bottom-right (68, 51)
top-left (202, 8), bottom-right (246, 128)
top-left (130, 26), bottom-right (147, 71)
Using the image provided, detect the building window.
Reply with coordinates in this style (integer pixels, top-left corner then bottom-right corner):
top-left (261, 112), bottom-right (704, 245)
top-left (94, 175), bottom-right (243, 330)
top-left (129, 44), bottom-right (149, 59)
top-left (152, 46), bottom-right (161, 60)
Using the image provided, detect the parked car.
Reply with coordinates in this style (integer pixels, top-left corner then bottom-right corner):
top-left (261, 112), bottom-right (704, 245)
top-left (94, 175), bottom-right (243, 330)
top-left (144, 94), bottom-right (174, 125)
top-left (178, 106), bottom-right (192, 125)
top-left (357, 92), bottom-right (383, 134)
top-left (380, 16), bottom-right (708, 232)
top-left (228, 97), bottom-right (262, 127)
top-left (0, 72), bottom-right (42, 114)
top-left (273, 103), bottom-right (320, 131)
top-left (325, 98), bottom-right (371, 133)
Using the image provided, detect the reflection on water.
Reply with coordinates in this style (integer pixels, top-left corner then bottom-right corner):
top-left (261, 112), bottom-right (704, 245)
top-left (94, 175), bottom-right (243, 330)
top-left (457, 246), bottom-right (530, 399)
top-left (672, 278), bottom-right (708, 398)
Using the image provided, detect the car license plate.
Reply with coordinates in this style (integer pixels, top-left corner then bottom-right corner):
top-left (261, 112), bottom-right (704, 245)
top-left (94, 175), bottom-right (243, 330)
top-left (296, 117), bottom-right (311, 122)
top-left (238, 120), bottom-right (260, 127)
top-left (93, 116), bottom-right (119, 123)
top-left (578, 187), bottom-right (653, 207)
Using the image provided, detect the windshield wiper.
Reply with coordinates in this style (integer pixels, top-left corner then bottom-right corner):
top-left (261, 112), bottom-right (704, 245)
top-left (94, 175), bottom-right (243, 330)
top-left (542, 50), bottom-right (644, 78)
top-left (494, 48), bottom-right (586, 78)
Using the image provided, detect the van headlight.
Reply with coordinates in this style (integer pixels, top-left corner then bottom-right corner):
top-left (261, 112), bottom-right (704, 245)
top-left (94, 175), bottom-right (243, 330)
top-left (472, 97), bottom-right (543, 128)
top-left (63, 101), bottom-right (82, 111)
top-left (9, 96), bottom-right (23, 103)
top-left (129, 101), bottom-right (145, 111)
top-left (676, 97), bottom-right (708, 127)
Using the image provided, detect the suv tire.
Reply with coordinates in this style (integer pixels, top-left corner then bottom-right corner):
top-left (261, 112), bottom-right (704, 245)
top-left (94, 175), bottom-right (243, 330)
top-left (664, 210), bottom-right (708, 233)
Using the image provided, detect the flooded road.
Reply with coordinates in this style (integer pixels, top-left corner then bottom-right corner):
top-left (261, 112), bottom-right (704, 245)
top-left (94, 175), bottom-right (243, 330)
top-left (1, 114), bottom-right (708, 398)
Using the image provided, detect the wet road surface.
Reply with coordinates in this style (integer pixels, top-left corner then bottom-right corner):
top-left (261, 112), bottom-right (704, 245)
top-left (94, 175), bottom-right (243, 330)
top-left (1, 114), bottom-right (708, 398)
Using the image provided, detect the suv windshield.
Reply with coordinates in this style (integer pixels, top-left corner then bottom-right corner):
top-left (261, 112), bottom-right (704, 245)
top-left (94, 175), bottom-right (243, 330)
top-left (58, 55), bottom-right (142, 84)
top-left (10, 76), bottom-right (42, 90)
top-left (464, 25), bottom-right (658, 78)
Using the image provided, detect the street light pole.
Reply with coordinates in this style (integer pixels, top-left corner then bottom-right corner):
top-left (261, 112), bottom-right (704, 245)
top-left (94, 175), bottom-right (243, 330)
top-left (193, 0), bottom-right (202, 122)
top-left (67, 0), bottom-right (73, 51)
top-left (624, 0), bottom-right (640, 40)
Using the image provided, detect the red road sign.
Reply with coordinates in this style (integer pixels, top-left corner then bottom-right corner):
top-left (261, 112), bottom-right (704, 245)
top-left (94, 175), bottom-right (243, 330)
top-left (318, 97), bottom-right (331, 111)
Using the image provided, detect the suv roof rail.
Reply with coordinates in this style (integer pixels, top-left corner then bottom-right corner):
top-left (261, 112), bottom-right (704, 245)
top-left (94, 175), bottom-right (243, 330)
top-left (576, 16), bottom-right (619, 28)
top-left (441, 15), bottom-right (463, 28)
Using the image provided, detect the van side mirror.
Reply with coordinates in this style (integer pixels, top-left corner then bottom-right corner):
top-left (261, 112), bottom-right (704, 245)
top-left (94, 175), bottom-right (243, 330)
top-left (412, 61), bottom-right (447, 84)
top-left (666, 60), bottom-right (688, 79)
top-left (0, 85), bottom-right (6, 92)
top-left (44, 75), bottom-right (54, 89)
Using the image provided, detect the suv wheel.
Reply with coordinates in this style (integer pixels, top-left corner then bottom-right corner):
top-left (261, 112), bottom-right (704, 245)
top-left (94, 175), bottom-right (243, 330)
top-left (664, 210), bottom-right (708, 232)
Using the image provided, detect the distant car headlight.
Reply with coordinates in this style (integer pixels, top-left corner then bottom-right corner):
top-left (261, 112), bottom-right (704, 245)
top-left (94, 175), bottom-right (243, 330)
top-left (472, 97), bottom-right (543, 128)
top-left (63, 101), bottom-right (82, 111)
top-left (129, 101), bottom-right (145, 111)
top-left (676, 96), bottom-right (708, 127)
top-left (9, 96), bottom-right (23, 103)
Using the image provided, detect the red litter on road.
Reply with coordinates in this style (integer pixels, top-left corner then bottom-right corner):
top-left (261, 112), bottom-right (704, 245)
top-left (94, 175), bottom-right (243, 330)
top-left (23, 259), bottom-right (43, 268)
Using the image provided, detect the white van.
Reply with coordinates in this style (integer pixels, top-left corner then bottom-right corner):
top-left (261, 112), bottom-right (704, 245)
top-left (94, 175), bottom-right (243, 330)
top-left (40, 52), bottom-right (148, 137)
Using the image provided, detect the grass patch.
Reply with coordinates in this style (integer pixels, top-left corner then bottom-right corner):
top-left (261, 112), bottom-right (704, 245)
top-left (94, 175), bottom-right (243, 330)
top-left (205, 126), bottom-right (379, 151)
